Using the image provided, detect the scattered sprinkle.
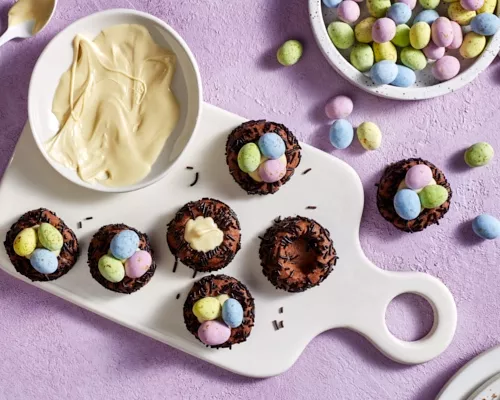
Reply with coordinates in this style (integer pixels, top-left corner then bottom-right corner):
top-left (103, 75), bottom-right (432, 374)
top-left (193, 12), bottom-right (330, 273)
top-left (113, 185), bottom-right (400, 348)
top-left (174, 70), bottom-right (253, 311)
top-left (84, 217), bottom-right (93, 220)
top-left (192, 270), bottom-right (198, 279)
top-left (306, 206), bottom-right (317, 210)
top-left (302, 168), bottom-right (312, 175)
top-left (172, 258), bottom-right (178, 273)
top-left (190, 172), bottom-right (199, 187)
top-left (279, 321), bottom-right (284, 329)
top-left (186, 166), bottom-right (194, 170)
top-left (279, 307), bottom-right (284, 314)
top-left (77, 222), bottom-right (82, 229)
top-left (272, 320), bottom-right (279, 331)
top-left (176, 293), bottom-right (180, 299)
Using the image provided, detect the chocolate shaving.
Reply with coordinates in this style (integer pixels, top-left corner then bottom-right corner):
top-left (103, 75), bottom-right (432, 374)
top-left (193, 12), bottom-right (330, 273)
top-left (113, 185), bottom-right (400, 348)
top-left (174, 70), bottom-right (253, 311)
top-left (176, 293), bottom-right (180, 299)
top-left (272, 320), bottom-right (279, 331)
top-left (186, 166), bottom-right (194, 170)
top-left (77, 222), bottom-right (82, 229)
top-left (306, 206), bottom-right (317, 210)
top-left (190, 172), bottom-right (199, 187)
top-left (302, 168), bottom-right (312, 175)
top-left (84, 217), bottom-right (93, 220)
top-left (279, 307), bottom-right (283, 314)
top-left (279, 321), bottom-right (284, 329)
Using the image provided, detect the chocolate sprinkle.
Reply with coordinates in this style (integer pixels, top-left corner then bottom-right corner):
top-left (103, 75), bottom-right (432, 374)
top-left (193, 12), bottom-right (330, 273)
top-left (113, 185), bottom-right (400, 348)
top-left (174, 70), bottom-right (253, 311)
top-left (279, 307), bottom-right (284, 314)
top-left (272, 320), bottom-right (279, 331)
top-left (279, 321), bottom-right (284, 329)
top-left (176, 293), bottom-right (180, 299)
top-left (77, 222), bottom-right (82, 229)
top-left (190, 172), bottom-right (199, 187)
top-left (306, 206), bottom-right (317, 210)
top-left (84, 217), bottom-right (93, 220)
top-left (172, 258), bottom-right (178, 273)
top-left (186, 166), bottom-right (194, 170)
top-left (302, 168), bottom-right (312, 175)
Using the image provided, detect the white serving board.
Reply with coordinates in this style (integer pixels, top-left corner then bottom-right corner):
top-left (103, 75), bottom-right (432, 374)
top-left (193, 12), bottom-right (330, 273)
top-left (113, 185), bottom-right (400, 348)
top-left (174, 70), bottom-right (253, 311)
top-left (0, 103), bottom-right (457, 378)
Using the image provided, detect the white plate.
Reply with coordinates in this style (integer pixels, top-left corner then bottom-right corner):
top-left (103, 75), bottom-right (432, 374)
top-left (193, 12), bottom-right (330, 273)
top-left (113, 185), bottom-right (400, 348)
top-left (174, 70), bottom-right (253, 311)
top-left (309, 0), bottom-right (500, 100)
top-left (28, 9), bottom-right (202, 193)
top-left (437, 345), bottom-right (500, 400)
top-left (0, 104), bottom-right (457, 377)
top-left (468, 373), bottom-right (500, 400)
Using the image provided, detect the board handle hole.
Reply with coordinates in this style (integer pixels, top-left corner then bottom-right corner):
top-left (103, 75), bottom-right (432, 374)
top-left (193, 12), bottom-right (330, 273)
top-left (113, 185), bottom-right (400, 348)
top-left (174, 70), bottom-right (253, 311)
top-left (385, 294), bottom-right (434, 342)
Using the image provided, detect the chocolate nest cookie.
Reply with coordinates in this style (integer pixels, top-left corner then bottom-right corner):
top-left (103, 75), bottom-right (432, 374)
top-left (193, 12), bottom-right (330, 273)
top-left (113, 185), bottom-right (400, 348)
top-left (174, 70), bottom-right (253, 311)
top-left (259, 216), bottom-right (337, 292)
top-left (225, 120), bottom-right (302, 195)
top-left (167, 198), bottom-right (241, 272)
top-left (184, 275), bottom-right (255, 349)
top-left (88, 224), bottom-right (156, 294)
top-left (377, 158), bottom-right (452, 233)
top-left (4, 208), bottom-right (79, 282)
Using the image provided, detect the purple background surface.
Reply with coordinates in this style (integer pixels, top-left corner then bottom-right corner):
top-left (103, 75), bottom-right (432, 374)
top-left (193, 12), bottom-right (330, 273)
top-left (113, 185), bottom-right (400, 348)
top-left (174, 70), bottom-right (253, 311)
top-left (1, 0), bottom-right (500, 399)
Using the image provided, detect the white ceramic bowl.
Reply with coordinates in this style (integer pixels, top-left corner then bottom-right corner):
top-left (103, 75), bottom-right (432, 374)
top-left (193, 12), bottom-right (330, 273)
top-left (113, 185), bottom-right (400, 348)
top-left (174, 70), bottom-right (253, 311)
top-left (309, 0), bottom-right (500, 100)
top-left (29, 9), bottom-right (202, 192)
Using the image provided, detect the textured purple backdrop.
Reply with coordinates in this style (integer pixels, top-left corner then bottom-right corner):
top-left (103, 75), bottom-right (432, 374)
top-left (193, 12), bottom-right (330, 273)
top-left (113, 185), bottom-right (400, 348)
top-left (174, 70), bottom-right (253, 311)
top-left (1, 0), bottom-right (499, 399)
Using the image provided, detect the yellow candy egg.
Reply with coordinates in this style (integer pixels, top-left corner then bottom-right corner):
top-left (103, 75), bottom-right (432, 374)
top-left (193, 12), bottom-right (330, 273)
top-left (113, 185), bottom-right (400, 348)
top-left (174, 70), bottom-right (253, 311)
top-left (357, 122), bottom-right (382, 150)
top-left (478, 0), bottom-right (497, 13)
top-left (448, 3), bottom-right (477, 25)
top-left (13, 228), bottom-right (37, 257)
top-left (216, 294), bottom-right (230, 305)
top-left (410, 22), bottom-right (431, 49)
top-left (355, 17), bottom-right (376, 43)
top-left (460, 32), bottom-right (487, 58)
top-left (193, 297), bottom-right (221, 323)
top-left (373, 42), bottom-right (397, 62)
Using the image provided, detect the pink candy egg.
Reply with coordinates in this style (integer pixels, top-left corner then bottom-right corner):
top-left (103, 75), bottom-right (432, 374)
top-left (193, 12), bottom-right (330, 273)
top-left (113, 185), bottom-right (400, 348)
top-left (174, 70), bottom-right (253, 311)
top-left (405, 165), bottom-right (433, 190)
top-left (431, 17), bottom-right (454, 48)
top-left (397, 0), bottom-right (417, 9)
top-left (198, 320), bottom-right (231, 346)
top-left (337, 1), bottom-right (361, 23)
top-left (325, 95), bottom-right (354, 119)
top-left (125, 250), bottom-right (152, 278)
top-left (447, 21), bottom-right (463, 49)
top-left (423, 42), bottom-right (445, 60)
top-left (432, 55), bottom-right (460, 81)
top-left (372, 18), bottom-right (397, 43)
top-left (460, 0), bottom-right (484, 10)
top-left (259, 159), bottom-right (286, 183)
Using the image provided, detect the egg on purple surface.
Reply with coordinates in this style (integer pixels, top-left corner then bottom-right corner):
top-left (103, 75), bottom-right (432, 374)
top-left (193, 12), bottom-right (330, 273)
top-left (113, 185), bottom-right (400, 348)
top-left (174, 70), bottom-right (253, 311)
top-left (125, 250), bottom-right (152, 279)
top-left (325, 95), bottom-right (354, 119)
top-left (405, 164), bottom-right (433, 190)
top-left (259, 159), bottom-right (286, 183)
top-left (472, 214), bottom-right (500, 240)
top-left (110, 229), bottom-right (140, 260)
top-left (198, 320), bottom-right (232, 346)
top-left (258, 132), bottom-right (286, 160)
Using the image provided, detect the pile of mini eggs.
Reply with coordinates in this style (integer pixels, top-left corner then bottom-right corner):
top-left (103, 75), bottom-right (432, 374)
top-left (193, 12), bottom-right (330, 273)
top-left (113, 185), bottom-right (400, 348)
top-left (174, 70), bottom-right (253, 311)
top-left (393, 164), bottom-right (448, 220)
top-left (193, 295), bottom-right (244, 346)
top-left (98, 230), bottom-right (152, 283)
top-left (237, 133), bottom-right (288, 183)
top-left (13, 223), bottom-right (63, 274)
top-left (324, 0), bottom-right (500, 86)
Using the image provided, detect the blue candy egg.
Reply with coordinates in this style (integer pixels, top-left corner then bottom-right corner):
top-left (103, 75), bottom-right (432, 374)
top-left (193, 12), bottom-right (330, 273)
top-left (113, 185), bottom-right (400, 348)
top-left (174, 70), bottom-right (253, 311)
top-left (472, 214), bottom-right (500, 240)
top-left (471, 14), bottom-right (500, 36)
top-left (394, 189), bottom-right (421, 220)
top-left (413, 10), bottom-right (439, 25)
top-left (221, 298), bottom-right (244, 328)
top-left (391, 65), bottom-right (416, 87)
top-left (323, 0), bottom-right (343, 7)
top-left (370, 61), bottom-right (398, 85)
top-left (387, 3), bottom-right (412, 25)
top-left (110, 230), bottom-right (140, 260)
top-left (258, 133), bottom-right (286, 160)
top-left (329, 119), bottom-right (354, 149)
top-left (30, 248), bottom-right (58, 274)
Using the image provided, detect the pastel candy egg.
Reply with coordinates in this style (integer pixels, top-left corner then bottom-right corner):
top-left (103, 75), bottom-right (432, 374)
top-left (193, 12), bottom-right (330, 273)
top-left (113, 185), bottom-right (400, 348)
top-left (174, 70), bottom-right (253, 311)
top-left (110, 229), bottom-right (140, 260)
top-left (328, 22), bottom-right (355, 49)
top-left (259, 159), bottom-right (286, 183)
top-left (222, 298), bottom-right (244, 328)
top-left (419, 0), bottom-right (440, 8)
top-left (258, 133), bottom-right (286, 160)
top-left (13, 227), bottom-right (37, 257)
top-left (373, 42), bottom-right (398, 62)
top-left (98, 255), bottom-right (125, 283)
top-left (432, 55), bottom-right (460, 80)
top-left (471, 13), bottom-right (500, 35)
top-left (370, 60), bottom-right (398, 84)
top-left (398, 178), bottom-right (436, 193)
top-left (392, 24), bottom-right (411, 47)
top-left (464, 142), bottom-right (494, 167)
top-left (387, 3), bottom-right (412, 24)
top-left (413, 10), bottom-right (440, 24)
top-left (423, 42), bottom-right (446, 59)
top-left (350, 44), bottom-right (374, 71)
top-left (448, 3), bottom-right (476, 25)
top-left (478, 0), bottom-right (497, 13)
top-left (447, 21), bottom-right (464, 49)
top-left (355, 17), bottom-right (376, 43)
top-left (325, 95), bottom-right (354, 119)
top-left (410, 22), bottom-right (431, 49)
top-left (277, 40), bottom-right (303, 66)
top-left (193, 297), bottom-right (221, 322)
top-left (461, 0), bottom-right (484, 10)
top-left (391, 65), bottom-right (417, 87)
top-left (30, 248), bottom-right (58, 274)
top-left (432, 17), bottom-right (454, 47)
top-left (323, 0), bottom-right (343, 7)
top-left (367, 0), bottom-right (391, 17)
top-left (216, 294), bottom-right (230, 305)
top-left (124, 250), bottom-right (152, 279)
top-left (472, 214), bottom-right (500, 240)
top-left (405, 164), bottom-right (433, 189)
top-left (372, 18), bottom-right (397, 43)
top-left (357, 122), bottom-right (382, 150)
top-left (397, 0), bottom-right (417, 9)
top-left (338, 1), bottom-right (361, 23)
top-left (329, 119), bottom-right (354, 149)
top-left (248, 154), bottom-right (286, 182)
top-left (38, 222), bottom-right (63, 251)
top-left (418, 185), bottom-right (448, 209)
top-left (394, 189), bottom-right (421, 220)
top-left (237, 143), bottom-right (261, 173)
top-left (401, 47), bottom-right (427, 70)
top-left (198, 320), bottom-right (231, 346)
top-left (460, 32), bottom-right (486, 58)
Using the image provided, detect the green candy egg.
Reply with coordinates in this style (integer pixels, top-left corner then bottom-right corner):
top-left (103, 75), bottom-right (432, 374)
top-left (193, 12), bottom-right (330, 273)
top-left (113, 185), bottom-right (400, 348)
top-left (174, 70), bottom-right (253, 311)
top-left (419, 0), bottom-right (440, 9)
top-left (392, 24), bottom-right (411, 48)
top-left (38, 223), bottom-right (63, 251)
top-left (328, 22), bottom-right (355, 50)
top-left (13, 228), bottom-right (37, 257)
top-left (193, 297), bottom-right (221, 322)
top-left (464, 142), bottom-right (494, 167)
top-left (237, 143), bottom-right (261, 173)
top-left (350, 44), bottom-right (374, 72)
top-left (367, 0), bottom-right (391, 17)
top-left (277, 40), bottom-right (303, 66)
top-left (419, 185), bottom-right (449, 209)
top-left (401, 47), bottom-right (427, 71)
top-left (98, 255), bottom-right (125, 283)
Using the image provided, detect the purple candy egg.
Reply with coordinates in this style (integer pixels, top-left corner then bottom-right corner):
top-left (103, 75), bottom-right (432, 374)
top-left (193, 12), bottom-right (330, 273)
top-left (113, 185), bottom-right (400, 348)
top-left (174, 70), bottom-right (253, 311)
top-left (397, 0), bottom-right (417, 10)
top-left (372, 18), bottom-right (397, 43)
top-left (432, 56), bottom-right (460, 81)
top-left (259, 159), bottom-right (286, 183)
top-left (432, 17), bottom-right (454, 48)
top-left (337, 0), bottom-right (361, 23)
top-left (125, 250), bottom-right (152, 279)
top-left (325, 95), bottom-right (354, 119)
top-left (460, 0), bottom-right (484, 10)
top-left (423, 41), bottom-right (445, 60)
top-left (447, 21), bottom-right (463, 49)
top-left (405, 165), bottom-right (433, 190)
top-left (198, 320), bottom-right (231, 346)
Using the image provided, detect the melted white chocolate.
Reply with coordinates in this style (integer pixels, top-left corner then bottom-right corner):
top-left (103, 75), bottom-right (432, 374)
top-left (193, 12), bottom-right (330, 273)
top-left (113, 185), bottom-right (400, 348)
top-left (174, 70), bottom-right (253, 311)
top-left (8, 0), bottom-right (55, 34)
top-left (184, 217), bottom-right (224, 252)
top-left (47, 24), bottom-right (180, 187)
